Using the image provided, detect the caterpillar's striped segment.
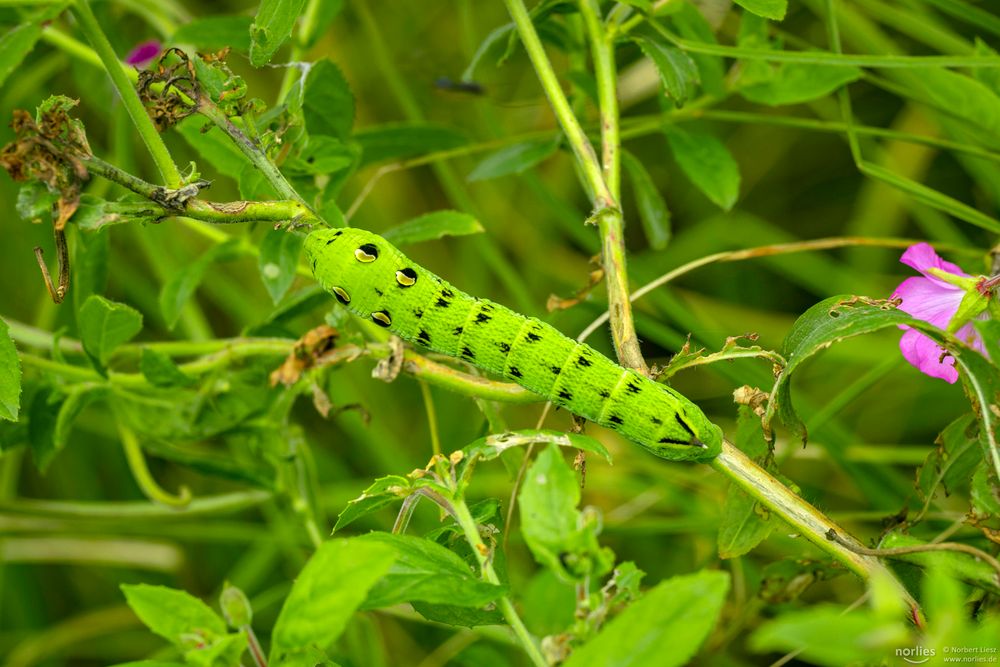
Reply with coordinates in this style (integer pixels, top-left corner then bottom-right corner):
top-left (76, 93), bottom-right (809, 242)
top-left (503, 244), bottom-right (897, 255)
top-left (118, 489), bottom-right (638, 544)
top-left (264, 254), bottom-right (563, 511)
top-left (304, 227), bottom-right (723, 463)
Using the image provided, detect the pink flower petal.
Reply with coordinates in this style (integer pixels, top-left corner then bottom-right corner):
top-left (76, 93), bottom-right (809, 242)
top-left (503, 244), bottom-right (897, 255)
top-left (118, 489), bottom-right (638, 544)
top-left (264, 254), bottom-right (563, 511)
top-left (899, 327), bottom-right (958, 384)
top-left (899, 242), bottom-right (969, 287)
top-left (126, 40), bottom-right (161, 67)
top-left (891, 276), bottom-right (965, 329)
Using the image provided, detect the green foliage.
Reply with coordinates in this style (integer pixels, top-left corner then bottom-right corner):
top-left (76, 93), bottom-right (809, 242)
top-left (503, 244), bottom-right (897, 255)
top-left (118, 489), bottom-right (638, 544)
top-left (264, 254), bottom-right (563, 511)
top-left (249, 0), bottom-right (307, 66)
top-left (269, 539), bottom-right (395, 665)
top-left (0, 316), bottom-right (21, 421)
top-left (466, 137), bottom-right (560, 181)
top-left (382, 210), bottom-right (484, 246)
top-left (78, 295), bottom-right (143, 368)
top-left (662, 124), bottom-right (741, 210)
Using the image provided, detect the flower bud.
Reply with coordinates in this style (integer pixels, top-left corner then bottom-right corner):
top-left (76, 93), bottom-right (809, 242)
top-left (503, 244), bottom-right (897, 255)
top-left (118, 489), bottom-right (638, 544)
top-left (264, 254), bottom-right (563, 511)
top-left (220, 583), bottom-right (252, 628)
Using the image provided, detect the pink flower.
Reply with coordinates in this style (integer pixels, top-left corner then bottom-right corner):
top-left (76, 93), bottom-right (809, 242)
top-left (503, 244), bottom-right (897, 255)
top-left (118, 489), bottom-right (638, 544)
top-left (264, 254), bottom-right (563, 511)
top-left (125, 40), bottom-right (161, 68)
top-left (891, 243), bottom-right (985, 384)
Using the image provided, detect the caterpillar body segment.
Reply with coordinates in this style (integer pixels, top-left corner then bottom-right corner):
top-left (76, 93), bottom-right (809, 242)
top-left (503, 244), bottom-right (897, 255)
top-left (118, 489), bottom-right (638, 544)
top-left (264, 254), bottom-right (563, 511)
top-left (305, 227), bottom-right (723, 463)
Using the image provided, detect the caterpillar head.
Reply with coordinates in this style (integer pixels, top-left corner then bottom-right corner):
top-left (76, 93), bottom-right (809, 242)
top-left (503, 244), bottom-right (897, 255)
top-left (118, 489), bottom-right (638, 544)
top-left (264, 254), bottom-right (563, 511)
top-left (305, 226), bottom-right (419, 322)
top-left (654, 390), bottom-right (723, 462)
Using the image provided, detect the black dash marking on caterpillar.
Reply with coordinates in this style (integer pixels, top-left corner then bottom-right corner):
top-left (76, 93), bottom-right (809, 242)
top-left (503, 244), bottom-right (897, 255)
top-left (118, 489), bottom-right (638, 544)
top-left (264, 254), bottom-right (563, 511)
top-left (527, 332), bottom-right (542, 342)
top-left (372, 310), bottom-right (392, 327)
top-left (651, 416), bottom-right (663, 425)
top-left (436, 297), bottom-right (451, 308)
top-left (461, 346), bottom-right (476, 360)
top-left (453, 326), bottom-right (464, 336)
top-left (509, 366), bottom-right (522, 378)
top-left (550, 365), bottom-right (562, 375)
top-left (475, 312), bottom-right (492, 324)
top-left (608, 415), bottom-right (624, 425)
top-left (413, 308), bottom-right (424, 319)
top-left (332, 286), bottom-right (351, 305)
top-left (417, 329), bottom-right (431, 345)
top-left (441, 288), bottom-right (455, 298)
top-left (626, 382), bottom-right (642, 394)
top-left (659, 437), bottom-right (688, 445)
top-left (374, 287), bottom-right (384, 297)
top-left (310, 257), bottom-right (317, 271)
top-left (558, 389), bottom-right (573, 401)
top-left (355, 243), bottom-right (379, 262)
top-left (577, 355), bottom-right (593, 367)
top-left (396, 268), bottom-right (417, 287)
top-left (498, 342), bottom-right (511, 353)
top-left (675, 413), bottom-right (695, 436)
top-left (598, 389), bottom-right (611, 398)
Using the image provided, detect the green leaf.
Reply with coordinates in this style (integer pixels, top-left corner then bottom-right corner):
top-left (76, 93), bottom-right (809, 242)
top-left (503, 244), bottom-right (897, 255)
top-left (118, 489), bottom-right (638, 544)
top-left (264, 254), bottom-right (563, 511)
top-left (334, 475), bottom-right (413, 532)
top-left (258, 229), bottom-right (304, 304)
top-left (355, 533), bottom-right (505, 609)
top-left (410, 601), bottom-right (504, 628)
top-left (171, 15), bottom-right (253, 51)
top-left (270, 539), bottom-right (395, 665)
top-left (78, 295), bottom-right (143, 368)
top-left (563, 571), bottom-right (730, 667)
top-left (382, 210), bottom-right (484, 247)
top-left (880, 532), bottom-right (1000, 594)
top-left (750, 605), bottom-right (908, 667)
top-left (622, 151), bottom-right (670, 250)
top-left (0, 317), bottom-right (22, 421)
top-left (121, 584), bottom-right (227, 646)
top-left (971, 461), bottom-right (1000, 520)
top-left (303, 59), bottom-right (354, 141)
top-left (464, 429), bottom-right (611, 464)
top-left (50, 385), bottom-right (108, 469)
top-left (159, 240), bottom-right (241, 330)
top-left (765, 296), bottom-right (1000, 485)
top-left (663, 125), bottom-right (740, 210)
top-left (285, 135), bottom-right (357, 176)
top-left (249, 0), bottom-right (307, 67)
top-left (141, 348), bottom-right (195, 388)
top-left (734, 0), bottom-right (787, 21)
top-left (176, 118), bottom-right (250, 179)
top-left (670, 2), bottom-right (725, 96)
top-left (741, 62), bottom-right (861, 106)
top-left (467, 137), bottom-right (559, 182)
top-left (0, 20), bottom-right (42, 89)
top-left (718, 407), bottom-right (774, 558)
top-left (634, 35), bottom-right (700, 108)
top-left (518, 444), bottom-right (613, 582)
top-left (915, 414), bottom-right (980, 514)
top-left (354, 122), bottom-right (469, 167)
top-left (27, 386), bottom-right (61, 470)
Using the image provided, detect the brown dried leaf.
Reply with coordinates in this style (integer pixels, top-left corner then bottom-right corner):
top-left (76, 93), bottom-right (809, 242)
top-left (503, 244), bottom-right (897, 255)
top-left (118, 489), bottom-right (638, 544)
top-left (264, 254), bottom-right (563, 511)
top-left (269, 325), bottom-right (339, 386)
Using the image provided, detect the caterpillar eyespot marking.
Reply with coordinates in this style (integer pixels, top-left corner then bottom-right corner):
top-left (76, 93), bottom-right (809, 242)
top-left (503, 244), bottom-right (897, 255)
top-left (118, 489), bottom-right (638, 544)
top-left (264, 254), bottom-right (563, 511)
top-left (332, 286), bottom-right (351, 305)
top-left (396, 268), bottom-right (417, 287)
top-left (355, 244), bottom-right (379, 262)
top-left (305, 227), bottom-right (722, 464)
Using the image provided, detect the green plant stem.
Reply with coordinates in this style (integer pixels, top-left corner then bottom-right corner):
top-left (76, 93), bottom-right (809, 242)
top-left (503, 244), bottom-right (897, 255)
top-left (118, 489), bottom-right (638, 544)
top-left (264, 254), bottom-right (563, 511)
top-left (579, 0), bottom-right (621, 201)
top-left (711, 446), bottom-right (918, 607)
top-left (70, 0), bottom-right (181, 187)
top-left (116, 420), bottom-right (192, 508)
top-left (0, 491), bottom-right (271, 519)
top-left (195, 101), bottom-right (310, 208)
top-left (452, 499), bottom-right (546, 667)
top-left (419, 381), bottom-right (443, 458)
top-left (503, 0), bottom-right (615, 209)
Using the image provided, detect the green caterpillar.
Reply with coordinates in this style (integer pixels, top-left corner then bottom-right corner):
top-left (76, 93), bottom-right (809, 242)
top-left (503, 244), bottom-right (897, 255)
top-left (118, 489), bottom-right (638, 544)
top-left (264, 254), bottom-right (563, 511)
top-left (304, 227), bottom-right (722, 463)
